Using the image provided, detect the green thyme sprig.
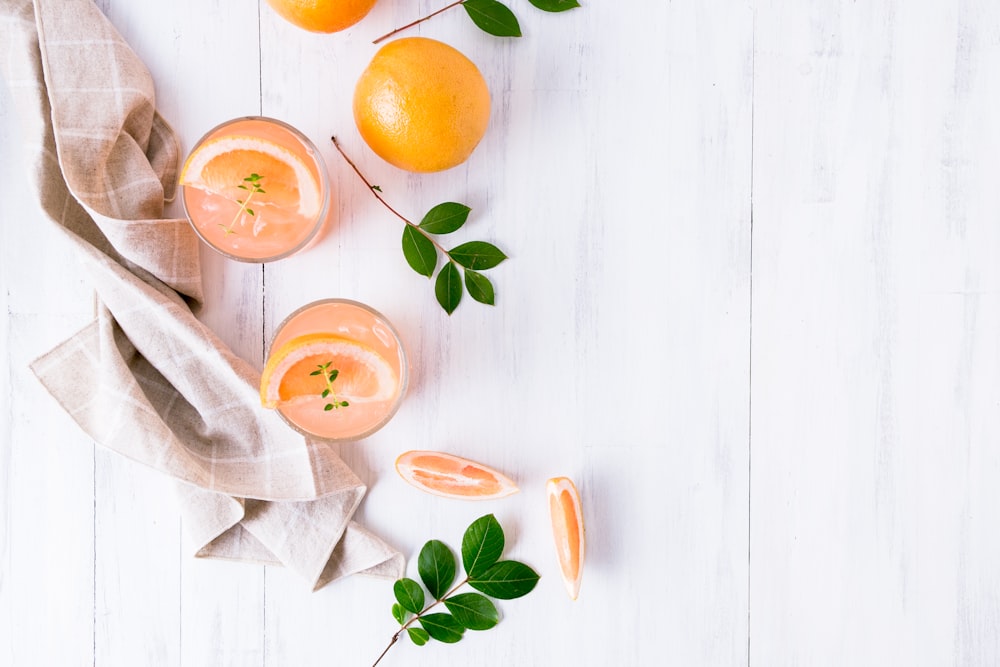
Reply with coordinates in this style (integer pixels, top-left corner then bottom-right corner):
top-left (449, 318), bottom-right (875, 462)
top-left (331, 137), bottom-right (508, 315)
top-left (373, 0), bottom-right (580, 44)
top-left (220, 173), bottom-right (266, 235)
top-left (309, 362), bottom-right (349, 411)
top-left (372, 514), bottom-right (539, 666)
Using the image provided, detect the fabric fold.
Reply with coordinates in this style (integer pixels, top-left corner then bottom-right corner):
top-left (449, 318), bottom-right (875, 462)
top-left (2, 0), bottom-right (402, 590)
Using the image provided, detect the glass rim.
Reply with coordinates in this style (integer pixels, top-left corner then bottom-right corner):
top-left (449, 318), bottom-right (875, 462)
top-left (268, 298), bottom-right (410, 443)
top-left (180, 115), bottom-right (331, 264)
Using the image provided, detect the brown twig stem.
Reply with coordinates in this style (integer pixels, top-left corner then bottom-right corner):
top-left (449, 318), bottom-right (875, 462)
top-left (330, 136), bottom-right (453, 259)
top-left (370, 577), bottom-right (470, 666)
top-left (372, 0), bottom-right (465, 44)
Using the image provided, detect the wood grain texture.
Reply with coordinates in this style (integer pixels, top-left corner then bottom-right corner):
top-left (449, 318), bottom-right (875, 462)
top-left (3, 0), bottom-right (999, 666)
top-left (751, 1), bottom-right (1000, 665)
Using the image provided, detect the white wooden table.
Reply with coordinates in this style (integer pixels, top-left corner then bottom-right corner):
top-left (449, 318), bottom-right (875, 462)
top-left (3, 1), bottom-right (1000, 665)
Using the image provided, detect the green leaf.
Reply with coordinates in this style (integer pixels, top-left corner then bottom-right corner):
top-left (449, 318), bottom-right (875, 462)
top-left (324, 404), bottom-right (334, 411)
top-left (461, 514), bottom-right (505, 577)
top-left (462, 0), bottom-right (522, 37)
top-left (468, 560), bottom-right (540, 599)
top-left (391, 602), bottom-right (406, 625)
top-left (309, 370), bottom-right (322, 376)
top-left (402, 226), bottom-right (437, 277)
top-left (328, 369), bottom-right (339, 381)
top-left (449, 241), bottom-right (508, 270)
top-left (419, 613), bottom-right (465, 643)
top-left (527, 0), bottom-right (580, 12)
top-left (407, 627), bottom-right (430, 646)
top-left (419, 202), bottom-right (471, 235)
top-left (435, 262), bottom-right (463, 315)
top-left (321, 389), bottom-right (330, 398)
top-left (464, 269), bottom-right (495, 305)
top-left (393, 578), bottom-right (425, 614)
top-left (417, 540), bottom-right (457, 600)
top-left (444, 592), bottom-right (499, 631)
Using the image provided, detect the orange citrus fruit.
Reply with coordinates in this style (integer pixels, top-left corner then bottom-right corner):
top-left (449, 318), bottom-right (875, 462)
top-left (180, 135), bottom-right (322, 218)
top-left (395, 450), bottom-right (518, 500)
top-left (547, 477), bottom-right (585, 600)
top-left (260, 333), bottom-right (397, 408)
top-left (265, 0), bottom-right (377, 33)
top-left (353, 37), bottom-right (491, 172)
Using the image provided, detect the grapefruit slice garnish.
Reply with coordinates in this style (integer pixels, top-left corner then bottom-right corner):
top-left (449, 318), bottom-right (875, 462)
top-left (180, 134), bottom-right (321, 217)
top-left (394, 450), bottom-right (519, 500)
top-left (547, 476), bottom-right (585, 600)
top-left (260, 333), bottom-right (397, 408)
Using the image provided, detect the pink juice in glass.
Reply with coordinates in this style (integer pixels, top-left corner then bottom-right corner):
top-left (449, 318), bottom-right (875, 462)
top-left (261, 299), bottom-right (408, 441)
top-left (180, 117), bottom-right (330, 262)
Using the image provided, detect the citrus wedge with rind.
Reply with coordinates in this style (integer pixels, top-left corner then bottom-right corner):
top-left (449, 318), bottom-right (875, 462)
top-left (260, 333), bottom-right (397, 409)
top-left (394, 450), bottom-right (519, 500)
top-left (547, 476), bottom-right (585, 600)
top-left (180, 134), bottom-right (321, 217)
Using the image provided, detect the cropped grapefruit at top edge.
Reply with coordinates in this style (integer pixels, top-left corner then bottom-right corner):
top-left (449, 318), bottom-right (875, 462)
top-left (266, 0), bottom-right (378, 33)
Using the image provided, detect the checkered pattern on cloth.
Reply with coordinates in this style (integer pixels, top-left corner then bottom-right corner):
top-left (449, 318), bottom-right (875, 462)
top-left (0, 0), bottom-right (403, 590)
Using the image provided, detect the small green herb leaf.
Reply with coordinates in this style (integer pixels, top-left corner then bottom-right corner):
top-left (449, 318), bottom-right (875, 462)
top-left (464, 269), bottom-right (496, 305)
top-left (324, 404), bottom-right (334, 411)
top-left (309, 370), bottom-right (322, 376)
top-left (468, 561), bottom-right (540, 600)
top-left (402, 226), bottom-right (437, 277)
top-left (321, 389), bottom-right (330, 398)
top-left (328, 369), bottom-right (339, 381)
top-left (419, 613), bottom-right (465, 643)
top-left (528, 0), bottom-right (580, 12)
top-left (463, 0), bottom-right (522, 37)
top-left (444, 592), bottom-right (499, 631)
top-left (391, 602), bottom-right (406, 625)
top-left (449, 241), bottom-right (508, 270)
top-left (461, 514), bottom-right (505, 577)
top-left (393, 578), bottom-right (425, 614)
top-left (435, 262), bottom-right (463, 315)
top-left (407, 627), bottom-right (430, 646)
top-left (417, 540), bottom-right (456, 600)
top-left (419, 202), bottom-right (471, 235)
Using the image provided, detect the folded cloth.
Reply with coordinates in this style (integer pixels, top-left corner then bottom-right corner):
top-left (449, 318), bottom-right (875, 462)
top-left (0, 0), bottom-right (403, 589)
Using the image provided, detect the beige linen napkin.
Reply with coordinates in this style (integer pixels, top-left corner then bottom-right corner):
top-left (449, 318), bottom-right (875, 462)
top-left (0, 0), bottom-right (403, 589)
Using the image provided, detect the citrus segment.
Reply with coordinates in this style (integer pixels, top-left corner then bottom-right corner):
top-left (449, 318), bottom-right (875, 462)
top-left (260, 333), bottom-right (397, 408)
top-left (266, 0), bottom-right (378, 33)
top-left (180, 135), bottom-right (321, 217)
top-left (547, 477), bottom-right (585, 600)
top-left (354, 37), bottom-right (491, 172)
top-left (395, 450), bottom-right (518, 500)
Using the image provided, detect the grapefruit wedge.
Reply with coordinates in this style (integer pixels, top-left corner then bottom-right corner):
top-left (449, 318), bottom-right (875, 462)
top-left (260, 333), bottom-right (397, 408)
top-left (547, 476), bottom-right (585, 600)
top-left (180, 134), bottom-right (321, 217)
top-left (394, 450), bottom-right (518, 500)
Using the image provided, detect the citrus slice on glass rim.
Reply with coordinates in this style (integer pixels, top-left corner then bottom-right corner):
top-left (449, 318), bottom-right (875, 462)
top-left (394, 450), bottom-right (519, 500)
top-left (180, 134), bottom-right (322, 217)
top-left (547, 476), bottom-right (585, 600)
top-left (260, 333), bottom-right (397, 408)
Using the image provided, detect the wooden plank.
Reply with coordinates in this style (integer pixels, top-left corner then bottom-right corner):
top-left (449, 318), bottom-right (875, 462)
top-left (0, 76), bottom-right (97, 665)
top-left (751, 1), bottom-right (1000, 664)
top-left (257, 0), bottom-right (753, 665)
top-left (90, 2), bottom-right (266, 665)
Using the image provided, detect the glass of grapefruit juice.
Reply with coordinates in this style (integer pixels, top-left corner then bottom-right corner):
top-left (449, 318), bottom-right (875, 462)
top-left (260, 299), bottom-right (408, 441)
top-left (180, 117), bottom-right (330, 262)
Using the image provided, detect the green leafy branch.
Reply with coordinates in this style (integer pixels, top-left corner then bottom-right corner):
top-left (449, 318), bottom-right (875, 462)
top-left (374, 0), bottom-right (581, 44)
top-left (221, 173), bottom-right (265, 236)
top-left (332, 137), bottom-right (507, 315)
top-left (372, 514), bottom-right (539, 666)
top-left (309, 362), bottom-right (349, 411)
